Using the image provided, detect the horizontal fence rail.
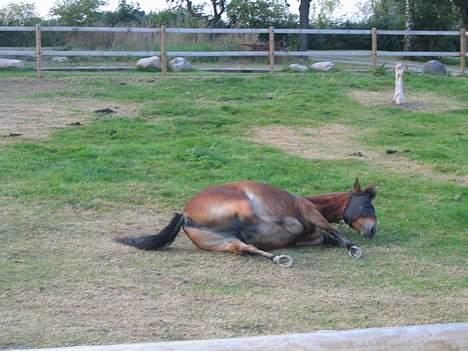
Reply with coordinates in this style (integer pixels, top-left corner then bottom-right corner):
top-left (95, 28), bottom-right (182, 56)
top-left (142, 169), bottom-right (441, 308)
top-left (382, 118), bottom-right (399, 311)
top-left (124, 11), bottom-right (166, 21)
top-left (0, 49), bottom-right (36, 56)
top-left (0, 25), bottom-right (466, 77)
top-left (378, 30), bottom-right (460, 36)
top-left (275, 50), bottom-right (371, 57)
top-left (0, 25), bottom-right (35, 31)
top-left (0, 26), bottom-right (160, 33)
top-left (42, 26), bottom-right (161, 33)
top-left (166, 28), bottom-right (269, 34)
top-left (42, 50), bottom-right (162, 57)
top-left (11, 323), bottom-right (468, 351)
top-left (0, 26), bottom-right (461, 35)
top-left (167, 51), bottom-right (269, 57)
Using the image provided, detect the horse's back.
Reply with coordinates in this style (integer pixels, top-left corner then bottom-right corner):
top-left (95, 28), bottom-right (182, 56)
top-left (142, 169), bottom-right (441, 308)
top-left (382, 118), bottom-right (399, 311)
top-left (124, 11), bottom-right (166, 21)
top-left (184, 182), bottom-right (252, 227)
top-left (184, 181), bottom-right (299, 226)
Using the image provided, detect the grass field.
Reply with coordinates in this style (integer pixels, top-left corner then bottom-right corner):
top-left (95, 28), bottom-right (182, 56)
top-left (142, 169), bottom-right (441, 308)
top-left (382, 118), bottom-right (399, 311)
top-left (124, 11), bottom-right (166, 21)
top-left (0, 69), bottom-right (467, 348)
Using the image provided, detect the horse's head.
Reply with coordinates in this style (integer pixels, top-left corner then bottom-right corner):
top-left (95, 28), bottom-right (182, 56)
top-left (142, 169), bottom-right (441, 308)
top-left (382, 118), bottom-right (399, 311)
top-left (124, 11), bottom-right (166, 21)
top-left (344, 178), bottom-right (377, 238)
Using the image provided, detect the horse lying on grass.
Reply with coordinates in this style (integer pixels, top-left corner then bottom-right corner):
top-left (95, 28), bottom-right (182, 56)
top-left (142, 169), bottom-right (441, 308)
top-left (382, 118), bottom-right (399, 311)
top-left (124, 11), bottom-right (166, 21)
top-left (116, 178), bottom-right (377, 267)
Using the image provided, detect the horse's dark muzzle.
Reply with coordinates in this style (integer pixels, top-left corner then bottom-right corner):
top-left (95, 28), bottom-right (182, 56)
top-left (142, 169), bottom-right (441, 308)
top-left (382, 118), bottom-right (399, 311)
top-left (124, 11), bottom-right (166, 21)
top-left (363, 223), bottom-right (377, 238)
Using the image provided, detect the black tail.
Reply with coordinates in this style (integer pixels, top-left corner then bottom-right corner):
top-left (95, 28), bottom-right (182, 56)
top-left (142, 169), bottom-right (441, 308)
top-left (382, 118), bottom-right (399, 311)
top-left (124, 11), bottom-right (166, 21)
top-left (115, 213), bottom-right (184, 250)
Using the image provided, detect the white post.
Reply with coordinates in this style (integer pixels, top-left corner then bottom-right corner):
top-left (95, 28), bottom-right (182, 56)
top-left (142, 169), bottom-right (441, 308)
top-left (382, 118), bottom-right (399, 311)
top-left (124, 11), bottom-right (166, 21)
top-left (393, 62), bottom-right (405, 105)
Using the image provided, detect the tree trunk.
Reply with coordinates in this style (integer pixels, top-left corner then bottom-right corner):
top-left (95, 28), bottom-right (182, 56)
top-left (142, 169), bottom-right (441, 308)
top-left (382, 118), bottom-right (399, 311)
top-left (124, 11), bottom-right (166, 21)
top-left (461, 1), bottom-right (468, 29)
top-left (299, 0), bottom-right (311, 51)
top-left (184, 0), bottom-right (199, 18)
top-left (403, 0), bottom-right (415, 51)
top-left (208, 0), bottom-right (225, 27)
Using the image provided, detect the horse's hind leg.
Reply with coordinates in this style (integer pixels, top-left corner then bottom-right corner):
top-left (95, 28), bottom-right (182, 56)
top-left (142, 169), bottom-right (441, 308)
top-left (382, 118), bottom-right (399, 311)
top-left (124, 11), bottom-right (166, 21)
top-left (227, 240), bottom-right (294, 268)
top-left (183, 227), bottom-right (293, 267)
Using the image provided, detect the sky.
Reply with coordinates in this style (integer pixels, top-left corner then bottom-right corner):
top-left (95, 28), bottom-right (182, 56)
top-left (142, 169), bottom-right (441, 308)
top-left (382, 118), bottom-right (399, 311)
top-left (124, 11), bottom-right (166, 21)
top-left (0, 0), bottom-right (366, 20)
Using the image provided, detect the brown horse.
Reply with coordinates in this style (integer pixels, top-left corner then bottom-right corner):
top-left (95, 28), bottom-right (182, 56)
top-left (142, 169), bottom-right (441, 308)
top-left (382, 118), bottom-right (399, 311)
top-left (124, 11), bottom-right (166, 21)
top-left (116, 178), bottom-right (377, 267)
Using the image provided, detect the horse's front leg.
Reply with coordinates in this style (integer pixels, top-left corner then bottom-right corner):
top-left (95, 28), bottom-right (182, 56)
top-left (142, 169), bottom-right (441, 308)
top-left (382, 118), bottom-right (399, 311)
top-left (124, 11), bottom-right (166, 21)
top-left (296, 198), bottom-right (363, 258)
top-left (325, 228), bottom-right (362, 258)
top-left (292, 228), bottom-right (323, 246)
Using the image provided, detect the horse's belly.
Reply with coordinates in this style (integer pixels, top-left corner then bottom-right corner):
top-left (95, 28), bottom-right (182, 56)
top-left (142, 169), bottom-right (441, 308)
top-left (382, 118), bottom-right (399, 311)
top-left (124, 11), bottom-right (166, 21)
top-left (239, 217), bottom-right (305, 249)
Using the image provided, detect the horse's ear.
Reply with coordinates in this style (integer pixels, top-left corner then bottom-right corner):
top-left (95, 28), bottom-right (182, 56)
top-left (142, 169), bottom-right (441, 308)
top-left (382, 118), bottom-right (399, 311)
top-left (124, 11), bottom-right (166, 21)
top-left (353, 178), bottom-right (362, 193)
top-left (365, 184), bottom-right (377, 200)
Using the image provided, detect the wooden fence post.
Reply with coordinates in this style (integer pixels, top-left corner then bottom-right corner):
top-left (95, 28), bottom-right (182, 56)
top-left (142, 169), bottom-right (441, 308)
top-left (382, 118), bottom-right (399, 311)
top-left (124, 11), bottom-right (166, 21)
top-left (269, 26), bottom-right (275, 73)
top-left (35, 24), bottom-right (42, 79)
top-left (160, 25), bottom-right (167, 77)
top-left (461, 28), bottom-right (466, 77)
top-left (371, 27), bottom-right (377, 71)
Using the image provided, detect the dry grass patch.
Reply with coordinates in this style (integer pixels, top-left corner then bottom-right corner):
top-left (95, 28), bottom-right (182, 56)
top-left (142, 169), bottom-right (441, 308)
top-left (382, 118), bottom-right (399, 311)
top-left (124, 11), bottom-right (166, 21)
top-left (250, 124), bottom-right (468, 186)
top-left (251, 124), bottom-right (355, 161)
top-left (1, 199), bottom-right (466, 348)
top-left (348, 89), bottom-right (468, 112)
top-left (0, 78), bottom-right (141, 144)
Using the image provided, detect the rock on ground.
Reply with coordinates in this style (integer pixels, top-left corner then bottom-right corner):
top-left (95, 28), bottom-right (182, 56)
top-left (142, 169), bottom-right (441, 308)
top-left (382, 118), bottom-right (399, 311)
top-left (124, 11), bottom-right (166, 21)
top-left (310, 61), bottom-right (335, 72)
top-left (169, 57), bottom-right (192, 72)
top-left (136, 56), bottom-right (162, 70)
top-left (0, 59), bottom-right (25, 69)
top-left (423, 60), bottom-right (446, 75)
top-left (289, 64), bottom-right (308, 72)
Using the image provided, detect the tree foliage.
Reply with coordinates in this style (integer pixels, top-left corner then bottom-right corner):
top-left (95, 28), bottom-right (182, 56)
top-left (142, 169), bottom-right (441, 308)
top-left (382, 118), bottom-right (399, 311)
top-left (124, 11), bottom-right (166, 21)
top-left (451, 0), bottom-right (467, 29)
top-left (100, 0), bottom-right (145, 25)
top-left (0, 2), bottom-right (41, 47)
top-left (366, 0), bottom-right (461, 51)
top-left (50, 0), bottom-right (107, 25)
top-left (310, 0), bottom-right (341, 26)
top-left (369, 0), bottom-right (461, 30)
top-left (227, 0), bottom-right (296, 28)
top-left (0, 2), bottom-right (40, 25)
top-left (146, 7), bottom-right (204, 27)
top-left (167, 0), bottom-right (226, 27)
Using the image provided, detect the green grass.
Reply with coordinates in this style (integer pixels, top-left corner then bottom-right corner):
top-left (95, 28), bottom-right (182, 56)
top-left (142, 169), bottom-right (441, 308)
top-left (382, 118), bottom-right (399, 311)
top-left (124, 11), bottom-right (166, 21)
top-left (2, 69), bottom-right (467, 253)
top-left (0, 70), bottom-right (467, 347)
top-left (2, 70), bottom-right (467, 253)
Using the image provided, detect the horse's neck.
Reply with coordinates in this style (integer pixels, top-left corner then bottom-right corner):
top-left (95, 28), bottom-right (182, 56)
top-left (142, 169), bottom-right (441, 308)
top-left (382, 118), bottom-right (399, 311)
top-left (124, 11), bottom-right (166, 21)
top-left (305, 192), bottom-right (351, 223)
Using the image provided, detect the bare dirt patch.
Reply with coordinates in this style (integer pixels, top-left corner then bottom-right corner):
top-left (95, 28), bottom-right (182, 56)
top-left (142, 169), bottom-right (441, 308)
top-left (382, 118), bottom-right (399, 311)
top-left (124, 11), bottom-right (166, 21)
top-left (250, 124), bottom-right (468, 186)
top-left (348, 89), bottom-right (467, 112)
top-left (0, 78), bottom-right (141, 144)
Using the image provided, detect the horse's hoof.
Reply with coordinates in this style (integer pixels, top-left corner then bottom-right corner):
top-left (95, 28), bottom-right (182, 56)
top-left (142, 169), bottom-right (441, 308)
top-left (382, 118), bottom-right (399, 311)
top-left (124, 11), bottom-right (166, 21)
top-left (348, 245), bottom-right (363, 259)
top-left (272, 255), bottom-right (294, 268)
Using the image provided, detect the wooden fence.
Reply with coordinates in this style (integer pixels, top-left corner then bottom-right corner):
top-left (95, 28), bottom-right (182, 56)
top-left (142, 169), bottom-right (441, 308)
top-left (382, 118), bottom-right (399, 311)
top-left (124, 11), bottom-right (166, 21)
top-left (12, 323), bottom-right (468, 351)
top-left (0, 25), bottom-right (466, 78)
